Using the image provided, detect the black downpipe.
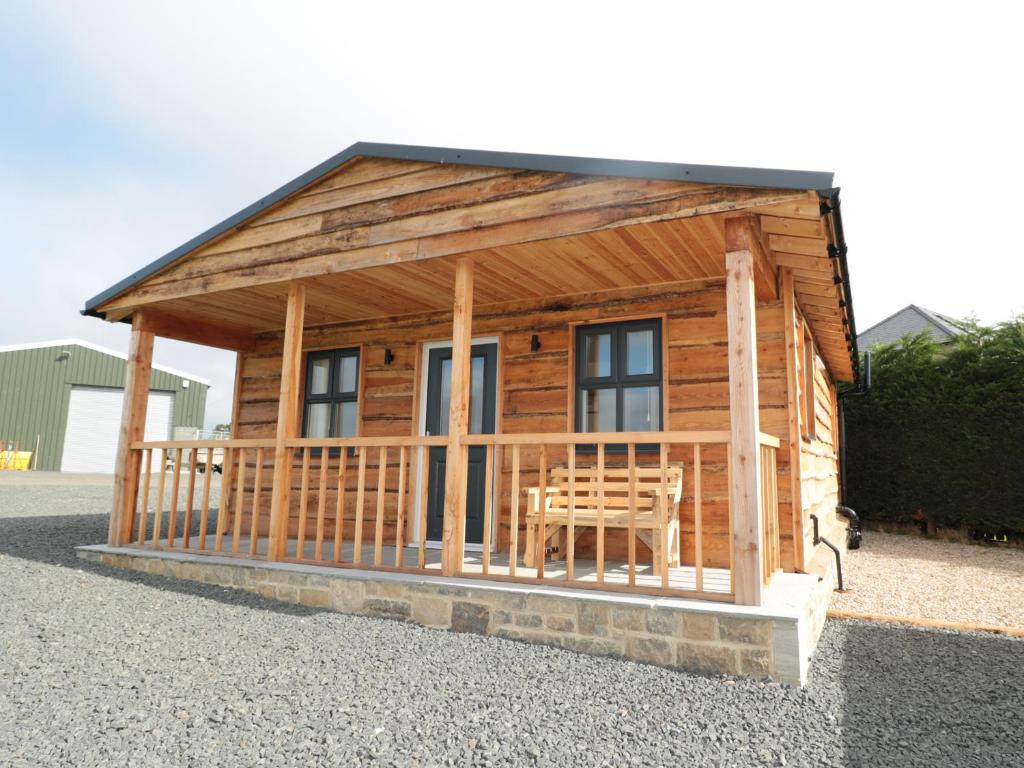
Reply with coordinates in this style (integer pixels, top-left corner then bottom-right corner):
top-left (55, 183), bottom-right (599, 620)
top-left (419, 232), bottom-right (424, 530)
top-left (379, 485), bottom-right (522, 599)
top-left (837, 505), bottom-right (862, 550)
top-left (811, 513), bottom-right (845, 591)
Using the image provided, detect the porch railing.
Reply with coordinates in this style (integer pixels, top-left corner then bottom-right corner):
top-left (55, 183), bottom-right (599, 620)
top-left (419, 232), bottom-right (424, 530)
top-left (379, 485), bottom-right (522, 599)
top-left (124, 431), bottom-right (781, 602)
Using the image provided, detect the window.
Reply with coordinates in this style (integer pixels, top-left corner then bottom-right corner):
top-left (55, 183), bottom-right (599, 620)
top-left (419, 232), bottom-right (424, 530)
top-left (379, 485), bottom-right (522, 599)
top-left (302, 348), bottom-right (360, 438)
top-left (575, 319), bottom-right (663, 436)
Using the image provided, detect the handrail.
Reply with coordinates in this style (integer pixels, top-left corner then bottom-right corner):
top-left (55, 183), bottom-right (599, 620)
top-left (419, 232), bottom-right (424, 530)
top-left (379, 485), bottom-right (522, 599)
top-left (757, 433), bottom-right (781, 449)
top-left (285, 435), bottom-right (448, 448)
top-left (130, 438), bottom-right (274, 449)
top-left (461, 430), bottom-right (731, 446)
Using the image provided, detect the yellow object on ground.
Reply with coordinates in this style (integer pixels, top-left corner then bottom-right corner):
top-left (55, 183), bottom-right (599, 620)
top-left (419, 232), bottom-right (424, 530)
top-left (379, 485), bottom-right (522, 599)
top-left (0, 451), bottom-right (32, 471)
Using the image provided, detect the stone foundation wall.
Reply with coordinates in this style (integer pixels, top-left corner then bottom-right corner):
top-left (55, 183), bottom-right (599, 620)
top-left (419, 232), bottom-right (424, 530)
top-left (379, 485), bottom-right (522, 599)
top-left (78, 548), bottom-right (823, 685)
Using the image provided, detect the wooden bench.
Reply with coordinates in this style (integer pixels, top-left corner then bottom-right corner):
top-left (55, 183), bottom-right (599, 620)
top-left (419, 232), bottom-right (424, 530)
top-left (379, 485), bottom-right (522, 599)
top-left (524, 464), bottom-right (683, 572)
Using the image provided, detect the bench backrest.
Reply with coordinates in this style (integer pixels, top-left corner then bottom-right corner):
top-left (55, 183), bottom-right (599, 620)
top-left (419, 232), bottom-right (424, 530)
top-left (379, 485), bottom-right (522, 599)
top-left (544, 464), bottom-right (683, 510)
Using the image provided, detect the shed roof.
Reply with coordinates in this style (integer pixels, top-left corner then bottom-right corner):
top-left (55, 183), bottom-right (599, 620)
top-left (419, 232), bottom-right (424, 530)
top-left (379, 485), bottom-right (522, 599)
top-left (0, 339), bottom-right (211, 386)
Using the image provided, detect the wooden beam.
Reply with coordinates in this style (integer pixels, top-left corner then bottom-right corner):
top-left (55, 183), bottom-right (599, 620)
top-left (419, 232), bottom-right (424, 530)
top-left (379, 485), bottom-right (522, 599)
top-left (781, 269), bottom-right (806, 571)
top-left (724, 216), bottom-right (765, 606)
top-left (109, 314), bottom-right (155, 545)
top-left (98, 185), bottom-right (809, 312)
top-left (267, 283), bottom-right (306, 560)
top-left (442, 257), bottom-right (474, 575)
top-left (133, 308), bottom-right (257, 351)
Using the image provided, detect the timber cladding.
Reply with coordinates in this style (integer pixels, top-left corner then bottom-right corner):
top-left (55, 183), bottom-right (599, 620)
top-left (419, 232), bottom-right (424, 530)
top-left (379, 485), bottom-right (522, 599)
top-left (230, 278), bottom-right (797, 571)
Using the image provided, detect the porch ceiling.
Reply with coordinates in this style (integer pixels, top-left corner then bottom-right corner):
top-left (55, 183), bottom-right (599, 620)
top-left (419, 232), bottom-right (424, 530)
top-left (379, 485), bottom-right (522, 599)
top-left (132, 199), bottom-right (853, 380)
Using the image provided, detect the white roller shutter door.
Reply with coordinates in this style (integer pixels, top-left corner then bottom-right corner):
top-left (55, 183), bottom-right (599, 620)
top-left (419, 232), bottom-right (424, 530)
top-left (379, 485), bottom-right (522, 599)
top-left (60, 387), bottom-right (174, 473)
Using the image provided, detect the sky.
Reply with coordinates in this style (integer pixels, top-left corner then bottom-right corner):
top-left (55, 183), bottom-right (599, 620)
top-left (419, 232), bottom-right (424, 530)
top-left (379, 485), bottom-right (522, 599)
top-left (1, 2), bottom-right (1022, 428)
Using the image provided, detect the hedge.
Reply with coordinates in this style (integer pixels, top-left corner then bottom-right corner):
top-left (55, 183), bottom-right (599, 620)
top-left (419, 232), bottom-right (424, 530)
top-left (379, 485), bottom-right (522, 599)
top-left (843, 319), bottom-right (1024, 537)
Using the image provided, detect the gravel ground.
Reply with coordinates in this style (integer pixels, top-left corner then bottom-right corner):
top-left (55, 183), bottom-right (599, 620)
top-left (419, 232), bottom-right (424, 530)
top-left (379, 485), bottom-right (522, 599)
top-left (831, 531), bottom-right (1024, 628)
top-left (1, 475), bottom-right (1022, 767)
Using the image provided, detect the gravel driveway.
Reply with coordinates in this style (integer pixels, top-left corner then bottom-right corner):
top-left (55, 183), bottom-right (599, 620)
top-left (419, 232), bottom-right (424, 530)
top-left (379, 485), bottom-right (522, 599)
top-left (1, 474), bottom-right (1022, 767)
top-left (831, 531), bottom-right (1024, 629)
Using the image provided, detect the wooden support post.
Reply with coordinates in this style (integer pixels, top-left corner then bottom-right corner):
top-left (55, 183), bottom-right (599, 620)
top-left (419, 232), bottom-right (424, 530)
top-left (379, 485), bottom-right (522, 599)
top-left (267, 283), bottom-right (306, 560)
top-left (781, 268), bottom-right (807, 571)
top-left (725, 216), bottom-right (765, 606)
top-left (442, 257), bottom-right (474, 575)
top-left (109, 313), bottom-right (155, 546)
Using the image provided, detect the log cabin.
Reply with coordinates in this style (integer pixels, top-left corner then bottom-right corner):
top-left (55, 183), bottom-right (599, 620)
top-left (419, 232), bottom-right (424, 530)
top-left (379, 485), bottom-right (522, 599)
top-left (78, 143), bottom-right (859, 684)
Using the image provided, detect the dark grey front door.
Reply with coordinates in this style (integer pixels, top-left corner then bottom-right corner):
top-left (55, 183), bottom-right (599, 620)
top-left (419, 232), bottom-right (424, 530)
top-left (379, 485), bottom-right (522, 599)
top-left (425, 343), bottom-right (497, 545)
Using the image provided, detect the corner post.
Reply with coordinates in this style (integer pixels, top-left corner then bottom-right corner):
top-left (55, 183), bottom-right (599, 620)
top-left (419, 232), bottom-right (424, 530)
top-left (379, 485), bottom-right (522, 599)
top-left (268, 283), bottom-right (306, 560)
top-left (781, 268), bottom-right (807, 571)
top-left (725, 216), bottom-right (765, 606)
top-left (442, 257), bottom-right (474, 575)
top-left (109, 312), bottom-right (155, 546)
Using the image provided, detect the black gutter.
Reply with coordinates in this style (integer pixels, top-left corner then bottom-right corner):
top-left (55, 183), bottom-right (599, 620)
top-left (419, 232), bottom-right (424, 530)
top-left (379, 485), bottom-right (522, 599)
top-left (817, 189), bottom-right (860, 387)
top-left (82, 141), bottom-right (835, 317)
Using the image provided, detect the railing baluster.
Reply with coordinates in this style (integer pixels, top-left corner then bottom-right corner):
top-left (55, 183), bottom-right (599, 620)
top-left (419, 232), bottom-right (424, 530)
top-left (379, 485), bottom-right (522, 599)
top-left (333, 451), bottom-right (348, 563)
top-left (353, 448), bottom-right (367, 564)
top-left (167, 448), bottom-right (182, 548)
top-left (566, 442), bottom-right (575, 582)
top-left (482, 443), bottom-right (494, 576)
top-left (199, 448), bottom-right (213, 550)
top-left (726, 442), bottom-right (734, 595)
top-left (296, 447), bottom-right (311, 559)
top-left (153, 449), bottom-right (167, 548)
top-left (315, 450), bottom-right (329, 561)
top-left (231, 447), bottom-right (246, 554)
top-left (627, 442), bottom-right (636, 587)
top-left (137, 448), bottom-right (153, 545)
top-left (417, 445), bottom-right (428, 569)
top-left (596, 443), bottom-right (605, 585)
top-left (694, 443), bottom-right (703, 593)
top-left (659, 442), bottom-right (670, 589)
top-left (394, 446), bottom-right (408, 568)
top-left (182, 449), bottom-right (198, 549)
top-left (509, 444), bottom-right (520, 578)
top-left (536, 444), bottom-right (547, 579)
top-left (374, 446), bottom-right (387, 566)
top-left (250, 447), bottom-right (264, 556)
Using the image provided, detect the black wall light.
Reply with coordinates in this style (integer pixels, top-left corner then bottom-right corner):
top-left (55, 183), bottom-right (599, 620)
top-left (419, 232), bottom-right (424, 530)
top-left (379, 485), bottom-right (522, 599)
top-left (383, 348), bottom-right (394, 365)
top-left (530, 334), bottom-right (541, 352)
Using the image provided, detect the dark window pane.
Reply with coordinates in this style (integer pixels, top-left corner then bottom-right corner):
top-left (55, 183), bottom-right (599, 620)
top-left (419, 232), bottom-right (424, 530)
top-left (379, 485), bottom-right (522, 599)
top-left (306, 403), bottom-right (331, 437)
top-left (437, 358), bottom-right (452, 436)
top-left (625, 329), bottom-right (655, 376)
top-left (309, 358), bottom-right (330, 395)
top-left (470, 356), bottom-right (485, 434)
top-left (580, 388), bottom-right (616, 432)
top-left (338, 355), bottom-right (358, 394)
top-left (584, 333), bottom-right (612, 378)
top-left (623, 386), bottom-right (659, 431)
top-left (334, 401), bottom-right (358, 437)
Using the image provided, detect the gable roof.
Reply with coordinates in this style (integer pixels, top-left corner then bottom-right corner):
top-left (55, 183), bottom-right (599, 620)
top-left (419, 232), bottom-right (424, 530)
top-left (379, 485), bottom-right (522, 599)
top-left (0, 339), bottom-right (211, 385)
top-left (82, 142), bottom-right (837, 316)
top-left (857, 305), bottom-right (966, 348)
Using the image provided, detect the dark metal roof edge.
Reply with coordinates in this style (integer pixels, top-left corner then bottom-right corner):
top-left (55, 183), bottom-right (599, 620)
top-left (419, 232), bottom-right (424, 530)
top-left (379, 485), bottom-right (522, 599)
top-left (83, 141), bottom-right (835, 315)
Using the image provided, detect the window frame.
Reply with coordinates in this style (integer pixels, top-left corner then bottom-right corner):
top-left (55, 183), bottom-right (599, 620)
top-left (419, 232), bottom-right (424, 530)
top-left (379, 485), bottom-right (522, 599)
top-left (574, 318), bottom-right (663, 450)
top-left (302, 347), bottom-right (361, 442)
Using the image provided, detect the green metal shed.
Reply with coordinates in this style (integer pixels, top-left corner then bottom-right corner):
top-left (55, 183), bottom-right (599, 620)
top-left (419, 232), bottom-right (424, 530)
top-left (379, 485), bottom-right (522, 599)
top-left (0, 339), bottom-right (208, 472)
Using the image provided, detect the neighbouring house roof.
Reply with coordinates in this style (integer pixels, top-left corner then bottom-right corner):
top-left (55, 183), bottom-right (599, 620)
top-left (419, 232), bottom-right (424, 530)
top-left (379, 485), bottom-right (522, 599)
top-left (0, 339), bottom-right (211, 385)
top-left (857, 305), bottom-right (967, 348)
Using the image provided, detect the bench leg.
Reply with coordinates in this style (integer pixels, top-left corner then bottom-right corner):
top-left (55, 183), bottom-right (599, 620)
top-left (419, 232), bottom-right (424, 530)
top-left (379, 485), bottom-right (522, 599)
top-left (524, 523), bottom-right (535, 568)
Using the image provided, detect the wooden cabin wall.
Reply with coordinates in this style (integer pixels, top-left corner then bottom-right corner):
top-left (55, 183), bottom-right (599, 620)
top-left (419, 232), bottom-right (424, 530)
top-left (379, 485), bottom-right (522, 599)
top-left (796, 313), bottom-right (843, 563)
top-left (229, 277), bottom-right (797, 570)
